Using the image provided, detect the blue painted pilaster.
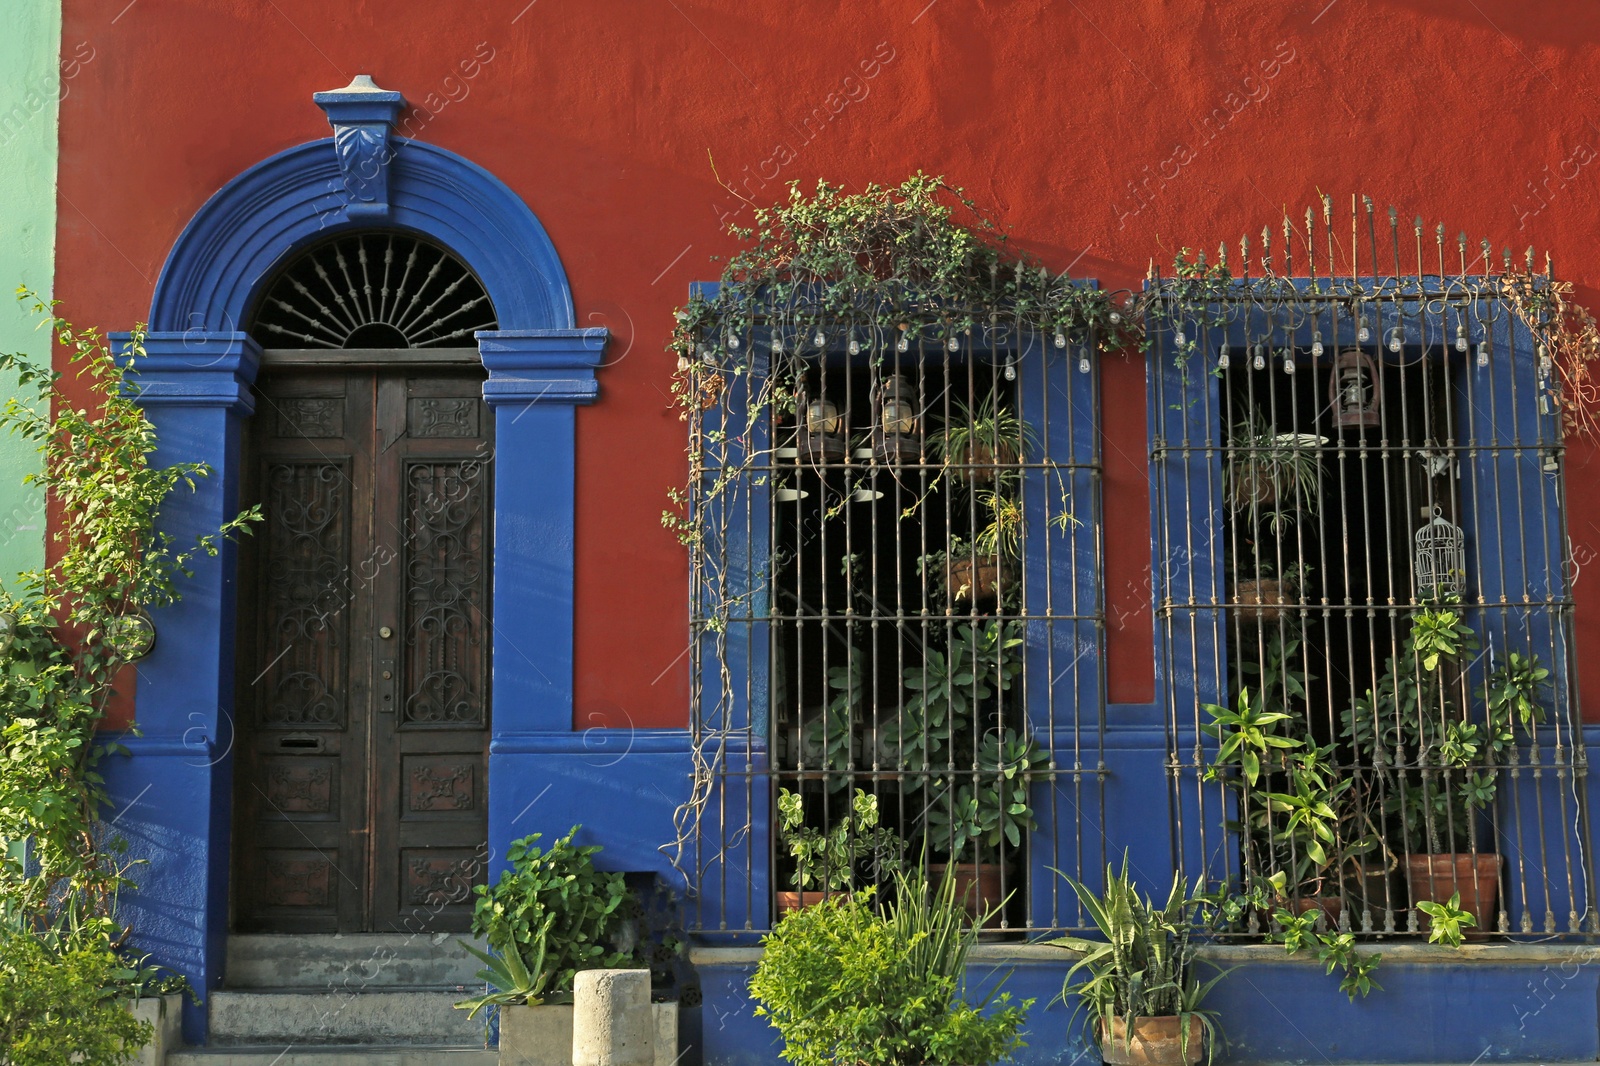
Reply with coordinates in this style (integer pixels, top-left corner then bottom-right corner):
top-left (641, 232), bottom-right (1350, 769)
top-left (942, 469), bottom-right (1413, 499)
top-left (107, 330), bottom-right (259, 1046)
top-left (479, 327), bottom-right (609, 872)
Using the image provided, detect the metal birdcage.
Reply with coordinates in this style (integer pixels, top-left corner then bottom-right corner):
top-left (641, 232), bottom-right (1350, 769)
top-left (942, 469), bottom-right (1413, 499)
top-left (1414, 511), bottom-right (1467, 600)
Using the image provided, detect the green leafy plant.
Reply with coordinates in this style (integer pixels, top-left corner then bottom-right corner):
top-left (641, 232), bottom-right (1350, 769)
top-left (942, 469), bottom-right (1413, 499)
top-left (0, 925), bottom-right (153, 1065)
top-left (887, 620), bottom-right (1024, 784)
top-left (458, 826), bottom-right (632, 1013)
top-left (1048, 857), bottom-right (1228, 1065)
top-left (1226, 413), bottom-right (1322, 521)
top-left (454, 915), bottom-right (554, 1020)
top-left (921, 727), bottom-right (1050, 863)
top-left (929, 396), bottom-right (1036, 485)
top-left (0, 294), bottom-right (255, 1061)
top-left (777, 788), bottom-right (905, 894)
top-left (1478, 652), bottom-right (1549, 729)
top-left (799, 660), bottom-right (861, 794)
top-left (749, 865), bottom-right (1031, 1066)
top-left (1338, 602), bottom-right (1510, 855)
top-left (1415, 892), bottom-right (1476, 947)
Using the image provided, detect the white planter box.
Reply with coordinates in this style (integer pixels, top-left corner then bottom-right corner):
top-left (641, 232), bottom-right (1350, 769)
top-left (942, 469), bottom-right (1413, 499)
top-left (499, 1001), bottom-right (677, 1066)
top-left (126, 993), bottom-right (183, 1066)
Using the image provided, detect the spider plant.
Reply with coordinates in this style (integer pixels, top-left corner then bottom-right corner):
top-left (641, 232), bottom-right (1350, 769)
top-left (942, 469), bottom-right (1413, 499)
top-left (1226, 412), bottom-right (1322, 519)
top-left (929, 394), bottom-right (1037, 483)
top-left (1047, 857), bottom-right (1228, 1065)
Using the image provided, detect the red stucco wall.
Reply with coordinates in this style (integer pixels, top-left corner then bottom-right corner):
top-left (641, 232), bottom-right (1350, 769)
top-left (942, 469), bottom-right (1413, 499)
top-left (55, 0), bottom-right (1600, 725)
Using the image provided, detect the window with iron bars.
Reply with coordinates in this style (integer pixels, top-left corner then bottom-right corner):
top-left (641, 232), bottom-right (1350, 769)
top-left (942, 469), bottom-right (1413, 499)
top-left (1148, 212), bottom-right (1595, 939)
top-left (680, 301), bottom-right (1105, 934)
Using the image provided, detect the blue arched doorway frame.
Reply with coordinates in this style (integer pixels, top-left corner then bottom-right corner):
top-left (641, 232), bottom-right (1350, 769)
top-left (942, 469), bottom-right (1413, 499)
top-left (105, 77), bottom-right (605, 1044)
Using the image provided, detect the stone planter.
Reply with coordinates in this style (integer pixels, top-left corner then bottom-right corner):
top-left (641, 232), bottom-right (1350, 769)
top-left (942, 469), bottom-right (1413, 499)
top-left (499, 1001), bottom-right (678, 1065)
top-left (126, 993), bottom-right (183, 1066)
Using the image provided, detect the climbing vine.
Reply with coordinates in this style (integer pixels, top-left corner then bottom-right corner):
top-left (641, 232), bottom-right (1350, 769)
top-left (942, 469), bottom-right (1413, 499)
top-left (0, 291), bottom-right (260, 1063)
top-left (660, 176), bottom-right (1135, 884)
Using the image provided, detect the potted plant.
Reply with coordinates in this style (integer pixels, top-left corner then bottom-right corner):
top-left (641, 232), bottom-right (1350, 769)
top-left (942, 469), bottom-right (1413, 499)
top-left (929, 395), bottom-right (1036, 484)
top-left (923, 398), bottom-right (1037, 607)
top-left (1048, 858), bottom-right (1228, 1066)
top-left (1339, 604), bottom-right (1545, 937)
top-left (1202, 700), bottom-right (1371, 923)
top-left (921, 726), bottom-right (1050, 919)
top-left (456, 826), bottom-right (657, 1057)
top-left (749, 864), bottom-right (1032, 1066)
top-left (1226, 414), bottom-right (1322, 515)
top-left (1230, 559), bottom-right (1311, 623)
top-left (775, 787), bottom-right (906, 915)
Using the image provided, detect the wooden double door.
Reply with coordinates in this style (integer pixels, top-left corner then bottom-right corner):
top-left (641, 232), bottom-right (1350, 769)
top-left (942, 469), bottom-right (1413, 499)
top-left (234, 361), bottom-right (492, 933)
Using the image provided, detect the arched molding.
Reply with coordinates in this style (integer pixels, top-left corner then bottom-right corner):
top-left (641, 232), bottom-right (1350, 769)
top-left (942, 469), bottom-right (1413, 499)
top-left (148, 139), bottom-right (576, 335)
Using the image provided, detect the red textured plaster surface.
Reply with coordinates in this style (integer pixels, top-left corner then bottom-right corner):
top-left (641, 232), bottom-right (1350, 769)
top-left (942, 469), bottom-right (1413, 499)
top-left (55, 0), bottom-right (1600, 724)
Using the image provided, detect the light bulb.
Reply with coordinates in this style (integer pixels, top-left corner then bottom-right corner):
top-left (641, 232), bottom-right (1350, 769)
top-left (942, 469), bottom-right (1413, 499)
top-left (1174, 328), bottom-right (1187, 347)
top-left (813, 329), bottom-right (826, 348)
top-left (1477, 340), bottom-right (1491, 367)
top-left (1357, 314), bottom-right (1371, 343)
top-left (847, 337), bottom-right (861, 356)
top-left (1078, 352), bottom-right (1091, 374)
top-left (727, 332), bottom-right (741, 350)
top-left (947, 336), bottom-right (960, 352)
top-left (1004, 363), bottom-right (1017, 381)
top-left (1109, 310), bottom-right (1123, 325)
top-left (1054, 331), bottom-right (1067, 349)
top-left (1388, 328), bottom-right (1403, 354)
top-left (896, 335), bottom-right (909, 353)
top-left (676, 355), bottom-right (690, 372)
top-left (771, 335), bottom-right (784, 354)
top-left (1311, 331), bottom-right (1324, 358)
top-left (1252, 345), bottom-right (1266, 371)
top-left (1283, 352), bottom-right (1295, 375)
top-left (1455, 325), bottom-right (1468, 353)
top-left (1217, 343), bottom-right (1230, 370)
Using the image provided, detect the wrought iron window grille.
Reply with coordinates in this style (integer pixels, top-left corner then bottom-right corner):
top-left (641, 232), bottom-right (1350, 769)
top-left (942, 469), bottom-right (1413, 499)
top-left (1147, 197), bottom-right (1595, 939)
top-left (677, 300), bottom-right (1107, 934)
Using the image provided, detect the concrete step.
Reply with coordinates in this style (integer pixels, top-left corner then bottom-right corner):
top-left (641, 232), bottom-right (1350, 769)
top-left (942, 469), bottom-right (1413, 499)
top-left (168, 1049), bottom-right (496, 1065)
top-left (208, 990), bottom-right (486, 1046)
top-left (227, 934), bottom-right (485, 990)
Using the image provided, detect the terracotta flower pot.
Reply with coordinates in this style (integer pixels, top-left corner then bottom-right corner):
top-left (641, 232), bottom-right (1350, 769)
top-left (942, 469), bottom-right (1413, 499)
top-left (951, 440), bottom-right (1018, 481)
top-left (947, 553), bottom-right (1006, 605)
top-left (1232, 578), bottom-right (1286, 622)
top-left (1229, 460), bottom-right (1279, 510)
top-left (773, 889), bottom-right (828, 917)
top-left (929, 861), bottom-right (1006, 922)
top-left (1406, 852), bottom-right (1502, 934)
top-left (1100, 1015), bottom-right (1205, 1066)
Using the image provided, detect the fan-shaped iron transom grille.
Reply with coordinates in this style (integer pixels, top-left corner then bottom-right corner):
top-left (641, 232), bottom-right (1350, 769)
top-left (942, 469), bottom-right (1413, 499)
top-left (250, 233), bottom-right (497, 349)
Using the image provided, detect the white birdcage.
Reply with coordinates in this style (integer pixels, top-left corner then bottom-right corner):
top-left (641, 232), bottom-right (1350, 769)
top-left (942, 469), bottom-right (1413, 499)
top-left (1414, 511), bottom-right (1466, 599)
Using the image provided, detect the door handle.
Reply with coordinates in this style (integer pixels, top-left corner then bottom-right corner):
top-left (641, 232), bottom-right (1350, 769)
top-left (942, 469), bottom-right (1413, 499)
top-left (378, 656), bottom-right (397, 714)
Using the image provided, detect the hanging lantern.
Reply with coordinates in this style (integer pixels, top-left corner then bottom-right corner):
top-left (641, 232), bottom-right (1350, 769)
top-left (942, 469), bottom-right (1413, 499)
top-left (871, 373), bottom-right (920, 463)
top-left (796, 382), bottom-right (845, 466)
top-left (1330, 348), bottom-right (1382, 430)
top-left (1414, 511), bottom-right (1466, 600)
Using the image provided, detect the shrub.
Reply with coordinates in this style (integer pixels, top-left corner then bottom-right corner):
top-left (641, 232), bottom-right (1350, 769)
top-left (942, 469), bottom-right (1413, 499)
top-left (750, 867), bottom-right (1030, 1066)
top-left (0, 926), bottom-right (151, 1065)
top-left (462, 826), bottom-right (632, 1008)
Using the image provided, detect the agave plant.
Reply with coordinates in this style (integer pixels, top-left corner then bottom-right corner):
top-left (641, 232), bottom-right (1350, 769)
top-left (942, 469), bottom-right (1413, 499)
top-left (454, 911), bottom-right (554, 1019)
top-left (1047, 857), bottom-right (1228, 1064)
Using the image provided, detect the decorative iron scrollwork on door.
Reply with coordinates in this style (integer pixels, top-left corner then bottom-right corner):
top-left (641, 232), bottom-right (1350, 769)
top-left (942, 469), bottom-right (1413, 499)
top-left (402, 460), bottom-right (488, 725)
top-left (260, 462), bottom-right (350, 727)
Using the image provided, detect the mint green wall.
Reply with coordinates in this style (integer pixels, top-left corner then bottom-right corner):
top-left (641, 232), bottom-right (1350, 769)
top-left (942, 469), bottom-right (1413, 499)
top-left (0, 2), bottom-right (57, 587)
